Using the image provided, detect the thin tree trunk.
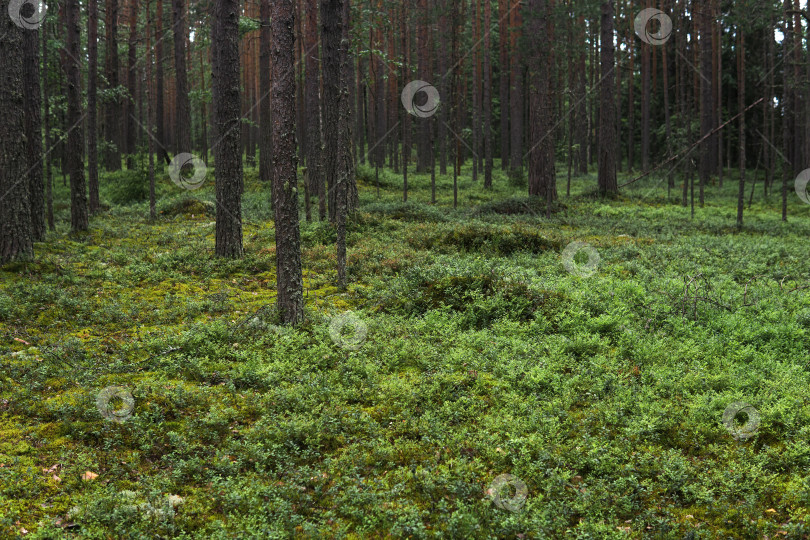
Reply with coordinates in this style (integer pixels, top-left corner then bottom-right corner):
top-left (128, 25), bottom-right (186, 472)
top-left (271, 0), bottom-right (304, 323)
top-left (147, 0), bottom-right (156, 219)
top-left (699, 2), bottom-right (712, 205)
top-left (213, 0), bottom-right (244, 258)
top-left (736, 28), bottom-right (745, 229)
top-left (260, 0), bottom-right (272, 185)
top-left (125, 0), bottom-right (139, 169)
top-left (598, 0), bottom-right (617, 195)
top-left (305, 0), bottom-right (323, 220)
top-left (508, 0), bottom-right (523, 180)
top-left (174, 0), bottom-right (192, 153)
top-left (105, 0), bottom-right (121, 170)
top-left (87, 0), bottom-right (100, 213)
top-left (66, 0), bottom-right (88, 232)
top-left (483, 0), bottom-right (493, 188)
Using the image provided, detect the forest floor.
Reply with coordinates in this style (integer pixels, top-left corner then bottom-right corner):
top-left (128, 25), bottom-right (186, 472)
top-left (2, 159), bottom-right (810, 538)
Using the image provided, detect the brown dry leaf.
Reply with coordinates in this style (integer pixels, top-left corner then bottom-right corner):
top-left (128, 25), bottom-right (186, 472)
top-left (52, 474), bottom-right (61, 483)
top-left (81, 471), bottom-right (99, 481)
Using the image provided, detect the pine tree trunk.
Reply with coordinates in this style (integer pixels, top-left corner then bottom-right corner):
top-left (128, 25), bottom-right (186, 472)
top-left (528, 0), bottom-right (556, 201)
top-left (23, 22), bottom-right (45, 239)
top-left (0, 0), bottom-right (33, 262)
top-left (87, 0), bottom-right (100, 213)
top-left (305, 0), bottom-right (324, 220)
top-left (260, 0), bottom-right (272, 184)
top-left (498, 0), bottom-right (509, 170)
top-left (213, 0), bottom-right (244, 258)
top-left (104, 0), bottom-right (121, 170)
top-left (483, 0), bottom-right (493, 188)
top-left (699, 3), bottom-right (712, 205)
top-left (736, 28), bottom-right (745, 229)
top-left (66, 0), bottom-right (88, 231)
top-left (271, 0), bottom-right (304, 323)
top-left (125, 0), bottom-right (139, 169)
top-left (146, 0), bottom-right (156, 219)
top-left (155, 0), bottom-right (168, 163)
top-left (598, 0), bottom-right (617, 194)
top-left (174, 0), bottom-right (192, 153)
top-left (508, 0), bottom-right (523, 180)
top-left (43, 23), bottom-right (54, 230)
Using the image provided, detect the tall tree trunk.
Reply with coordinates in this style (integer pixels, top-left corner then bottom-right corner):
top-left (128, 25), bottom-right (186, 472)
top-left (508, 0), bottom-right (523, 180)
top-left (401, 5), bottom-right (410, 202)
top-left (105, 0), bottom-right (121, 170)
top-left (698, 2), bottom-right (712, 205)
top-left (147, 0), bottom-right (156, 219)
top-left (641, 7), bottom-right (651, 173)
top-left (736, 28), bottom-right (745, 229)
top-left (213, 0), bottom-right (244, 258)
top-left (305, 0), bottom-right (324, 220)
top-left (125, 0), bottom-right (139, 169)
top-left (0, 0), bottom-right (33, 262)
top-left (626, 23), bottom-right (635, 173)
top-left (66, 0), bottom-right (88, 231)
top-left (155, 0), bottom-right (168, 163)
top-left (575, 15), bottom-right (587, 174)
top-left (598, 0), bottom-right (617, 195)
top-left (87, 0), bottom-right (100, 213)
top-left (174, 0), bottom-right (192, 153)
top-left (527, 0), bottom-right (556, 203)
top-left (416, 0), bottom-right (430, 173)
top-left (260, 0), bottom-right (272, 185)
top-left (43, 22), bottom-right (54, 231)
top-left (438, 2), bottom-right (449, 175)
top-left (781, 0), bottom-right (791, 221)
top-left (483, 0), bottom-right (493, 188)
top-left (271, 0), bottom-right (304, 323)
top-left (23, 21), bottom-right (45, 239)
top-left (498, 0), bottom-right (509, 170)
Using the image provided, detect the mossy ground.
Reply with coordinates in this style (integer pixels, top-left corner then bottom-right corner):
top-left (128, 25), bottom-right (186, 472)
top-left (2, 159), bottom-right (810, 538)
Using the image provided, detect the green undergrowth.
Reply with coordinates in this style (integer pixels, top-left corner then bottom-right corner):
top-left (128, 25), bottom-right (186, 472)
top-left (1, 159), bottom-right (810, 538)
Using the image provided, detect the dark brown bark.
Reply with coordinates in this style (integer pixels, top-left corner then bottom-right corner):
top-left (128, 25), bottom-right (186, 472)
top-left (272, 0), bottom-right (304, 323)
top-left (483, 0), bottom-right (493, 188)
top-left (508, 0), bottom-right (523, 179)
top-left (528, 0), bottom-right (556, 202)
top-left (575, 15), bottom-right (587, 174)
top-left (598, 0), bottom-right (617, 194)
top-left (260, 0), bottom-right (273, 184)
top-left (155, 0), bottom-right (168, 163)
top-left (0, 2), bottom-right (33, 262)
top-left (104, 0), bottom-right (121, 170)
top-left (87, 0), bottom-right (100, 213)
top-left (125, 0), bottom-right (138, 169)
top-left (402, 6), bottom-right (410, 202)
top-left (23, 23), bottom-right (44, 240)
top-left (626, 22), bottom-right (634, 172)
top-left (305, 0), bottom-right (324, 220)
top-left (213, 0), bottom-right (244, 258)
top-left (736, 28), bottom-right (745, 229)
top-left (641, 4), bottom-right (650, 173)
top-left (43, 22), bottom-right (54, 231)
top-left (416, 0), bottom-right (430, 173)
top-left (66, 0), bottom-right (88, 231)
top-left (174, 0), bottom-right (192, 153)
top-left (146, 0), bottom-right (156, 220)
top-left (699, 3), bottom-right (712, 205)
top-left (498, 0), bottom-right (509, 169)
